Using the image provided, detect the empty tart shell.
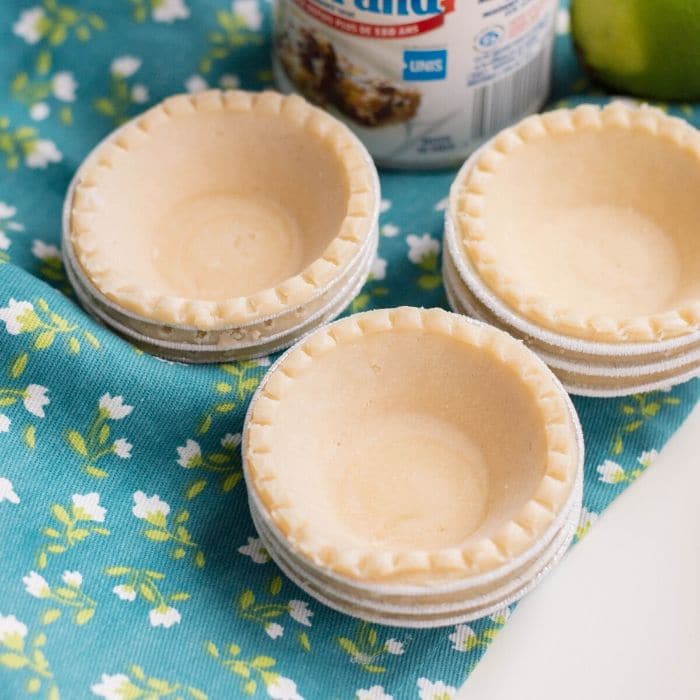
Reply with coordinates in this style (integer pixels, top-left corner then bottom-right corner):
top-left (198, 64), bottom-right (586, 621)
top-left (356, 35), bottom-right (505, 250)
top-left (449, 103), bottom-right (700, 345)
top-left (442, 247), bottom-right (700, 396)
top-left (246, 472), bottom-right (582, 626)
top-left (67, 89), bottom-right (378, 332)
top-left (243, 307), bottom-right (581, 586)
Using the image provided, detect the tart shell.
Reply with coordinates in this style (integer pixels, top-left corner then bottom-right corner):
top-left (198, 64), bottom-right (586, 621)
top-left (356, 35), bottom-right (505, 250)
top-left (449, 103), bottom-right (700, 344)
top-left (68, 90), bottom-right (379, 331)
top-left (243, 307), bottom-right (582, 585)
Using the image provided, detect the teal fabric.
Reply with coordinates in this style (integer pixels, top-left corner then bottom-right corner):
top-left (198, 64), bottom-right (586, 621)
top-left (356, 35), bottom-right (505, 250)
top-left (0, 1), bottom-right (697, 698)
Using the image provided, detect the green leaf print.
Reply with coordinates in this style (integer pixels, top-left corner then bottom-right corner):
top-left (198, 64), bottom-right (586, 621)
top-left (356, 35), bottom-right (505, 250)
top-left (198, 9), bottom-right (264, 75)
top-left (206, 640), bottom-right (292, 697)
top-left (0, 117), bottom-right (41, 170)
top-left (30, 0), bottom-right (105, 48)
top-left (93, 69), bottom-right (142, 126)
top-left (196, 361), bottom-right (263, 436)
top-left (36, 494), bottom-right (109, 568)
top-left (0, 619), bottom-right (58, 697)
top-left (335, 622), bottom-right (408, 673)
top-left (610, 391), bottom-right (683, 455)
top-left (9, 353), bottom-right (28, 379)
top-left (105, 566), bottom-right (188, 628)
top-left (92, 664), bottom-right (208, 699)
top-left (23, 570), bottom-right (96, 627)
top-left (9, 57), bottom-right (76, 131)
top-left (0, 353), bottom-right (51, 442)
top-left (417, 251), bottom-right (442, 290)
top-left (132, 492), bottom-right (205, 568)
top-left (23, 425), bottom-right (36, 449)
top-left (297, 631), bottom-right (311, 652)
top-left (235, 578), bottom-right (313, 641)
top-left (0, 297), bottom-right (97, 356)
top-left (65, 394), bottom-right (133, 478)
top-left (176, 434), bottom-right (243, 499)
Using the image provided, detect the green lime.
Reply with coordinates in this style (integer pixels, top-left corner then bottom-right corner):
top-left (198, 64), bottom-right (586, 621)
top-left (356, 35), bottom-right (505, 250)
top-left (571, 0), bottom-right (700, 100)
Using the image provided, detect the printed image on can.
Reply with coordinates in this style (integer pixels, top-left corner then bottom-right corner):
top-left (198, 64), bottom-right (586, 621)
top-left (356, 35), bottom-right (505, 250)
top-left (273, 0), bottom-right (558, 169)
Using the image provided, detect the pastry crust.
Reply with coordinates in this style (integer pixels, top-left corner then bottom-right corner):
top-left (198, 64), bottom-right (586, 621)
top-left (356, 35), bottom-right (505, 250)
top-left (450, 103), bottom-right (700, 343)
top-left (243, 307), bottom-right (580, 584)
top-left (69, 90), bottom-right (378, 329)
top-left (443, 250), bottom-right (700, 397)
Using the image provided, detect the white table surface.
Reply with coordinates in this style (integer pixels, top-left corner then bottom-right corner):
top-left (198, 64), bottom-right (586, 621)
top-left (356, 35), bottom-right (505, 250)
top-left (460, 403), bottom-right (700, 700)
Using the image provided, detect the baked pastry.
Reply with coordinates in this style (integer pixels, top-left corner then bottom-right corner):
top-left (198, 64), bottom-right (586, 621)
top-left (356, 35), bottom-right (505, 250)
top-left (244, 307), bottom-right (580, 586)
top-left (68, 90), bottom-right (378, 330)
top-left (443, 246), bottom-right (700, 396)
top-left (449, 103), bottom-right (700, 343)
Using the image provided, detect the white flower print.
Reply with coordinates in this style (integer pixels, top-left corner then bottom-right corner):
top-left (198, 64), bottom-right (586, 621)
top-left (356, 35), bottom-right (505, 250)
top-left (25, 139), bottom-right (62, 169)
top-left (131, 84), bottom-right (149, 104)
top-left (29, 102), bottom-right (50, 121)
top-left (152, 0), bottom-right (190, 23)
top-left (0, 415), bottom-right (10, 433)
top-left (62, 570), bottom-right (83, 588)
top-left (132, 491), bottom-right (170, 520)
top-left (219, 73), bottom-right (240, 89)
top-left (370, 256), bottom-right (387, 281)
top-left (380, 198), bottom-right (391, 213)
top-left (417, 679), bottom-right (456, 700)
top-left (265, 622), bottom-right (284, 639)
top-left (0, 477), bottom-right (18, 504)
top-left (489, 606), bottom-right (511, 625)
top-left (288, 600), bottom-right (313, 627)
top-left (0, 203), bottom-right (17, 219)
top-left (266, 676), bottom-right (302, 700)
top-left (31, 239), bottom-right (61, 260)
top-left (112, 584), bottom-right (136, 602)
top-left (576, 507), bottom-right (598, 540)
top-left (434, 196), bottom-right (448, 211)
top-left (221, 432), bottom-right (241, 450)
top-left (13, 7), bottom-right (45, 44)
top-left (380, 223), bottom-right (399, 237)
top-left (113, 438), bottom-right (132, 459)
top-left (238, 537), bottom-right (269, 564)
top-left (99, 394), bottom-right (133, 420)
top-left (91, 673), bottom-right (132, 699)
top-left (72, 493), bottom-right (106, 522)
top-left (448, 624), bottom-right (477, 652)
top-left (111, 56), bottom-right (141, 79)
top-left (23, 571), bottom-right (50, 598)
top-left (0, 232), bottom-right (10, 251)
top-left (638, 449), bottom-right (659, 469)
top-left (407, 233), bottom-right (440, 264)
top-left (256, 356), bottom-right (271, 367)
top-left (356, 687), bottom-right (394, 700)
top-left (597, 460), bottom-right (626, 484)
top-left (24, 384), bottom-right (49, 418)
top-left (233, 0), bottom-right (263, 30)
top-left (176, 439), bottom-right (201, 468)
top-left (0, 299), bottom-right (36, 335)
top-left (556, 8), bottom-right (570, 35)
top-left (52, 71), bottom-right (77, 102)
top-left (0, 613), bottom-right (28, 645)
top-left (185, 74), bottom-right (208, 93)
top-left (149, 605), bottom-right (181, 628)
top-left (384, 638), bottom-right (404, 655)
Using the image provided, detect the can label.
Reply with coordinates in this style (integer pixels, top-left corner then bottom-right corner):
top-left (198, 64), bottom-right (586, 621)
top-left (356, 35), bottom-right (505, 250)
top-left (273, 0), bottom-right (557, 168)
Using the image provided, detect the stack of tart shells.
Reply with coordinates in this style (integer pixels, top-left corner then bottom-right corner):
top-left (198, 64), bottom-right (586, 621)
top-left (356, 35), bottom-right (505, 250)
top-left (243, 308), bottom-right (584, 627)
top-left (246, 478), bottom-right (582, 628)
top-left (62, 90), bottom-right (380, 362)
top-left (444, 103), bottom-right (700, 397)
